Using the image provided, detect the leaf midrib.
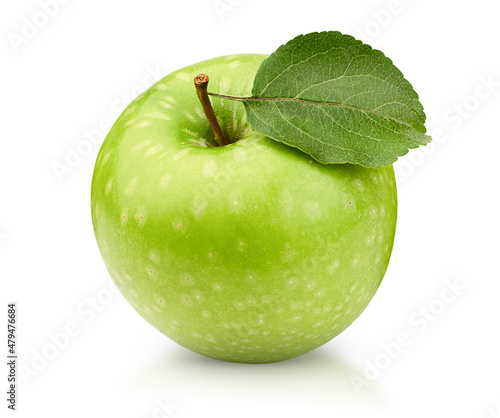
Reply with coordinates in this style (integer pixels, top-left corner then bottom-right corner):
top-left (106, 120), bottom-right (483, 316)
top-left (209, 92), bottom-right (421, 132)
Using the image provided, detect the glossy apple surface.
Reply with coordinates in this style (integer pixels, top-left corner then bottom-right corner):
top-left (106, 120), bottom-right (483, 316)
top-left (91, 54), bottom-right (397, 363)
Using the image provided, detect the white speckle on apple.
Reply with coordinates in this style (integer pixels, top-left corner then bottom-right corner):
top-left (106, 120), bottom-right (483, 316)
top-left (261, 295), bottom-right (272, 304)
top-left (154, 83), bottom-right (167, 90)
top-left (303, 201), bottom-right (321, 221)
top-left (148, 111), bottom-right (171, 121)
top-left (175, 72), bottom-right (190, 81)
top-left (182, 275), bottom-right (193, 285)
top-left (149, 251), bottom-right (159, 263)
top-left (124, 118), bottom-right (138, 126)
top-left (182, 128), bottom-right (198, 137)
top-left (247, 297), bottom-right (256, 305)
top-left (326, 263), bottom-right (336, 274)
top-left (203, 161), bottom-right (216, 177)
top-left (159, 174), bottom-right (171, 187)
top-left (146, 145), bottom-right (164, 156)
top-left (246, 275), bottom-right (255, 283)
top-left (173, 149), bottom-right (191, 160)
top-left (136, 121), bottom-right (152, 128)
top-left (153, 293), bottom-right (164, 306)
top-left (228, 60), bottom-right (242, 69)
top-left (158, 100), bottom-right (173, 109)
top-left (132, 140), bottom-right (151, 152)
top-left (125, 178), bottom-right (138, 195)
top-left (231, 112), bottom-right (239, 132)
top-left (195, 107), bottom-right (205, 119)
top-left (163, 95), bottom-right (176, 103)
top-left (220, 76), bottom-right (230, 90)
top-left (355, 179), bottom-right (366, 191)
top-left (182, 111), bottom-right (197, 122)
top-left (190, 137), bottom-right (210, 147)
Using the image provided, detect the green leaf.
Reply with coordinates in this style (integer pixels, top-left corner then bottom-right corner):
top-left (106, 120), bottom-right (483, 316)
top-left (243, 31), bottom-right (431, 167)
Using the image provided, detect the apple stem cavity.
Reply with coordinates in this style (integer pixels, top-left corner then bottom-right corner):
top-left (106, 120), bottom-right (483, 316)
top-left (194, 74), bottom-right (228, 147)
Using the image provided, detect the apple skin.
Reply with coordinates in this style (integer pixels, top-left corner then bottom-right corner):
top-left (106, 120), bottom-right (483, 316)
top-left (91, 54), bottom-right (397, 363)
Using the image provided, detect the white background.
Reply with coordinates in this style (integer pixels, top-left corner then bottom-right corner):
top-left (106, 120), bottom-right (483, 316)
top-left (1, 0), bottom-right (499, 417)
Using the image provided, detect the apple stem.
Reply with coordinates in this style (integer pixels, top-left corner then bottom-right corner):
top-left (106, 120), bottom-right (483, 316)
top-left (194, 74), bottom-right (228, 146)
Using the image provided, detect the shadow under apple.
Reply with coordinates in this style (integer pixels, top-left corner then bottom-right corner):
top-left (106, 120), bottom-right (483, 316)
top-left (122, 342), bottom-right (387, 407)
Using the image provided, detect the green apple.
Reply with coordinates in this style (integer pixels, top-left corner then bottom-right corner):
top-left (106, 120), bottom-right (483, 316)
top-left (91, 54), bottom-right (397, 363)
